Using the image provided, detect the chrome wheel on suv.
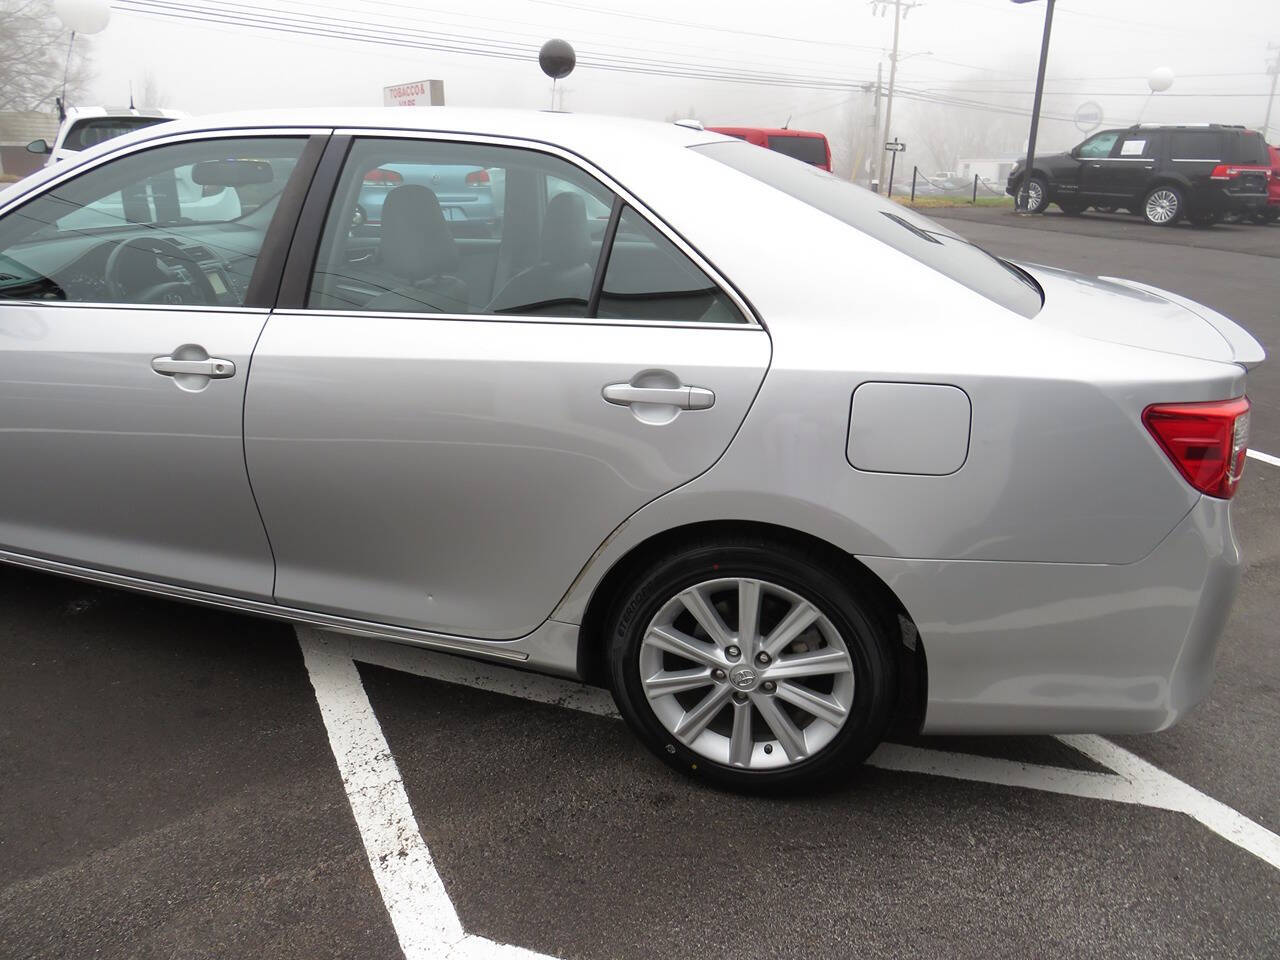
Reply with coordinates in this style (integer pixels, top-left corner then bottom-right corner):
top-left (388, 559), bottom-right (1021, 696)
top-left (606, 536), bottom-right (896, 792)
top-left (1143, 186), bottom-right (1183, 226)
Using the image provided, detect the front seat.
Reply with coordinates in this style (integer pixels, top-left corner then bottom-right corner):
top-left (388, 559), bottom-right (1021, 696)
top-left (363, 184), bottom-right (469, 313)
top-left (487, 191), bottom-right (594, 315)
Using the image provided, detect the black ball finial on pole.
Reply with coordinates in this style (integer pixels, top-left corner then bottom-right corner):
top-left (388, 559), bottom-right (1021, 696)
top-left (539, 38), bottom-right (575, 110)
top-left (539, 39), bottom-right (576, 79)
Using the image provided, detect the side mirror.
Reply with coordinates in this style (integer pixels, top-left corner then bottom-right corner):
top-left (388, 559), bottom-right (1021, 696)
top-left (26, 139), bottom-right (50, 155)
top-left (1069, 146), bottom-right (1082, 159)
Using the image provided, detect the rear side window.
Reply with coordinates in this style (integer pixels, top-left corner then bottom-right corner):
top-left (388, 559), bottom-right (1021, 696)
top-left (693, 139), bottom-right (1042, 318)
top-left (1170, 131), bottom-right (1223, 160)
top-left (1226, 132), bottom-right (1268, 165)
top-left (597, 206), bottom-right (745, 324)
top-left (766, 135), bottom-right (828, 167)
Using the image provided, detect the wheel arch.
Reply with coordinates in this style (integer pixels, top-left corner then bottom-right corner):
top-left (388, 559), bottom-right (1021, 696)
top-left (574, 518), bottom-right (927, 733)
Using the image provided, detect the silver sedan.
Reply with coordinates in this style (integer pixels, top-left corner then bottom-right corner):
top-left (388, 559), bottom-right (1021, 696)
top-left (0, 109), bottom-right (1263, 791)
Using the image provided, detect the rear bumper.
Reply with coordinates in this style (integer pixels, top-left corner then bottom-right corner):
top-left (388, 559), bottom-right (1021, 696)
top-left (1212, 188), bottom-right (1269, 214)
top-left (861, 495), bottom-right (1241, 735)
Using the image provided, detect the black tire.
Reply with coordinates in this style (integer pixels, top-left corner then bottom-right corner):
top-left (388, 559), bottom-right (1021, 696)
top-left (1142, 185), bottom-right (1184, 226)
top-left (605, 534), bottom-right (896, 793)
top-left (1057, 200), bottom-right (1085, 216)
top-left (1019, 174), bottom-right (1050, 213)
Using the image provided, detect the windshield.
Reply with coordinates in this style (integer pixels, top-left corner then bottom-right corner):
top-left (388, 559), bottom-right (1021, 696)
top-left (692, 139), bottom-right (1043, 318)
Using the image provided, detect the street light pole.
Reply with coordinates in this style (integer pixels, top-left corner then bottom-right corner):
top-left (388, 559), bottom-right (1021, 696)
top-left (1013, 0), bottom-right (1056, 213)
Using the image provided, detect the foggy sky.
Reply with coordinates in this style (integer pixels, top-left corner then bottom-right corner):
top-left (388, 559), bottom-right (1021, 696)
top-left (80, 0), bottom-right (1280, 171)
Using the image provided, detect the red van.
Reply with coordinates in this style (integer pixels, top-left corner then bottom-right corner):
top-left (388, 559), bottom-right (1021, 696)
top-left (706, 126), bottom-right (832, 172)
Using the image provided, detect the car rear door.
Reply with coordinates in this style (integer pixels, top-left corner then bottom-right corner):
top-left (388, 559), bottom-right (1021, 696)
top-left (244, 132), bottom-right (770, 639)
top-left (0, 129), bottom-right (325, 597)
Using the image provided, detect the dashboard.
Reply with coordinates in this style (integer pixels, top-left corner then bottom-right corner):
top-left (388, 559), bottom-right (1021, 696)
top-left (0, 230), bottom-right (258, 307)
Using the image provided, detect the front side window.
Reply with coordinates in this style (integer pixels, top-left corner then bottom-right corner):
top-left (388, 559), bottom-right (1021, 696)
top-left (1076, 132), bottom-right (1120, 158)
top-left (0, 136), bottom-right (306, 306)
top-left (597, 206), bottom-right (745, 323)
top-left (309, 138), bottom-right (615, 317)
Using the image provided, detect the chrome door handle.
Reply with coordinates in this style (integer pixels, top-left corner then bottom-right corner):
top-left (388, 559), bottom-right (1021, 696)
top-left (602, 383), bottom-right (715, 410)
top-left (152, 356), bottom-right (236, 378)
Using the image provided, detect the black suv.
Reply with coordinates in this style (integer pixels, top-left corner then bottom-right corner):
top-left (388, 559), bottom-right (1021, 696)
top-left (1007, 124), bottom-right (1271, 226)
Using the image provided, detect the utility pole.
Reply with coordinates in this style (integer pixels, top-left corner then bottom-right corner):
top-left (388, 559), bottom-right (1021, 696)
top-left (867, 62), bottom-right (883, 187)
top-left (1264, 43), bottom-right (1279, 140)
top-left (872, 0), bottom-right (921, 193)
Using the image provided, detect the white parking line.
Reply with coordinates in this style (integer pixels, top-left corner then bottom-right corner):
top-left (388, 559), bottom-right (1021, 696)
top-left (1248, 448), bottom-right (1280, 468)
top-left (301, 630), bottom-right (559, 960)
top-left (302, 625), bottom-right (1280, 958)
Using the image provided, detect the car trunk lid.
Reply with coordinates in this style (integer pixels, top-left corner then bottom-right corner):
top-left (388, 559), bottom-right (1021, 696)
top-left (1018, 262), bottom-right (1266, 370)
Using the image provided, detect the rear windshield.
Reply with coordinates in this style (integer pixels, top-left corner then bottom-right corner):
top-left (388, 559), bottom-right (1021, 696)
top-left (1227, 131), bottom-right (1269, 165)
top-left (693, 139), bottom-right (1043, 318)
top-left (63, 117), bottom-right (171, 152)
top-left (766, 134), bottom-right (828, 167)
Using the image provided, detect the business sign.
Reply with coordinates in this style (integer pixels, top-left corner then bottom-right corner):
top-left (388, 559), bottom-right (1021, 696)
top-left (1074, 100), bottom-right (1104, 133)
top-left (383, 79), bottom-right (445, 107)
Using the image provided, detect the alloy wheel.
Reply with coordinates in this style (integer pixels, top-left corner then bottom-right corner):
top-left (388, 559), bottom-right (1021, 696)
top-left (638, 577), bottom-right (855, 770)
top-left (1145, 189), bottom-right (1180, 224)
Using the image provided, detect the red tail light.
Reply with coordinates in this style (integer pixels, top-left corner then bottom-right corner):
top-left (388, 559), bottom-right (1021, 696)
top-left (465, 168), bottom-right (490, 187)
top-left (1209, 164), bottom-right (1258, 180)
top-left (362, 167), bottom-right (403, 186)
top-left (1143, 397), bottom-right (1251, 499)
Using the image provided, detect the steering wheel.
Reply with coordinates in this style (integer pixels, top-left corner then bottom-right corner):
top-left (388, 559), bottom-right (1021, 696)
top-left (104, 236), bottom-right (219, 305)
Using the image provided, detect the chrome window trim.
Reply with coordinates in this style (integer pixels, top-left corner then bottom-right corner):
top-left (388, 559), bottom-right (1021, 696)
top-left (0, 126), bottom-right (333, 220)
top-left (1171, 158), bottom-right (1224, 163)
top-left (328, 125), bottom-right (762, 329)
top-left (271, 307), bottom-right (762, 331)
top-left (0, 300), bottom-right (269, 315)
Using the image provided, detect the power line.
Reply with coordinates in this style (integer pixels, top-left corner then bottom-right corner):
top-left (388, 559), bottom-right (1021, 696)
top-left (109, 0), bottom-right (1136, 127)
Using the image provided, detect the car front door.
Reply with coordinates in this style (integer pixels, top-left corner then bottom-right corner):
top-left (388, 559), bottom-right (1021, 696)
top-left (0, 131), bottom-right (322, 598)
top-left (1074, 130), bottom-right (1125, 199)
top-left (245, 133), bottom-right (771, 638)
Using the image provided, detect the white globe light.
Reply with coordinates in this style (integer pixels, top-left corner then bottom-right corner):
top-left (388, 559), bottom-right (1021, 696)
top-left (53, 0), bottom-right (111, 34)
top-left (1148, 67), bottom-right (1174, 93)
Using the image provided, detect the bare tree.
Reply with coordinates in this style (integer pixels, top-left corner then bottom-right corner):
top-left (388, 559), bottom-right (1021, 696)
top-left (0, 0), bottom-right (92, 113)
top-left (138, 70), bottom-right (168, 109)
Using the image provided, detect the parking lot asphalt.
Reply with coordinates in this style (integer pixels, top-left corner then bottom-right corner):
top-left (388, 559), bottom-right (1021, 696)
top-left (2, 211), bottom-right (1279, 959)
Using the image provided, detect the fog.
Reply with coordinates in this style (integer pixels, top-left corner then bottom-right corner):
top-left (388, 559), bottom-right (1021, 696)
top-left (80, 0), bottom-right (1280, 177)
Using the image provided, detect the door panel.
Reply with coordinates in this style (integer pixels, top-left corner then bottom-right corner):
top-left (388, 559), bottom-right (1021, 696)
top-left (244, 315), bottom-right (770, 637)
top-left (0, 133), bottom-right (317, 597)
top-left (0, 304), bottom-right (274, 595)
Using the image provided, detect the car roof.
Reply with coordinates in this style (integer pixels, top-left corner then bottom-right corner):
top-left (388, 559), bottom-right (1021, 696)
top-left (65, 106), bottom-right (189, 121)
top-left (155, 107), bottom-right (731, 151)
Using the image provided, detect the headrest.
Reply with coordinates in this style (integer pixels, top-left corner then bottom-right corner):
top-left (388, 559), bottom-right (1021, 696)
top-left (378, 184), bottom-right (460, 279)
top-left (541, 190), bottom-right (590, 269)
